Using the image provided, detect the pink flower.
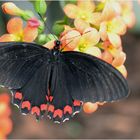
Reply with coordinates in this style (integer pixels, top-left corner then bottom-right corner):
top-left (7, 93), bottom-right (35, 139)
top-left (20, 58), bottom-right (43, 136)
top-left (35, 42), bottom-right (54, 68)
top-left (0, 17), bottom-right (39, 42)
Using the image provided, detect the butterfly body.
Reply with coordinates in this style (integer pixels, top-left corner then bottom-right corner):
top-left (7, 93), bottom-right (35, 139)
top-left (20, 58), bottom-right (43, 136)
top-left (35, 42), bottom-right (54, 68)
top-left (0, 41), bottom-right (129, 123)
top-left (44, 40), bottom-right (62, 63)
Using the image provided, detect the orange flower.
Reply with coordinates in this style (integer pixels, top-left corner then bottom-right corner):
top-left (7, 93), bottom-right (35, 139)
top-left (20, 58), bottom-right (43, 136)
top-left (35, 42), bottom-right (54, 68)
top-left (0, 102), bottom-right (11, 117)
top-left (112, 52), bottom-right (126, 67)
top-left (44, 40), bottom-right (56, 50)
top-left (112, 51), bottom-right (127, 78)
top-left (101, 1), bottom-right (122, 21)
top-left (61, 30), bottom-right (81, 51)
top-left (0, 117), bottom-right (13, 136)
top-left (64, 0), bottom-right (102, 26)
top-left (0, 17), bottom-right (39, 42)
top-left (99, 17), bottom-right (126, 48)
top-left (116, 65), bottom-right (127, 78)
top-left (74, 27), bottom-right (101, 58)
top-left (101, 41), bottom-right (127, 77)
top-left (0, 93), bottom-right (11, 117)
top-left (0, 93), bottom-right (12, 138)
top-left (101, 1), bottom-right (135, 28)
top-left (0, 132), bottom-right (6, 140)
top-left (0, 93), bottom-right (10, 103)
top-left (120, 1), bottom-right (136, 28)
top-left (102, 50), bottom-right (113, 64)
top-left (2, 2), bottom-right (23, 16)
top-left (74, 18), bottom-right (90, 33)
top-left (59, 26), bottom-right (101, 58)
top-left (83, 102), bottom-right (98, 114)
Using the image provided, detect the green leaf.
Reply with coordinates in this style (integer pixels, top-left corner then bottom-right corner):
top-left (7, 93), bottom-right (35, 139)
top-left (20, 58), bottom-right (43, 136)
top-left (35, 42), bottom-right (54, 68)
top-left (36, 34), bottom-right (47, 45)
top-left (38, 21), bottom-right (45, 34)
top-left (46, 34), bottom-right (58, 42)
top-left (34, 0), bottom-right (47, 16)
top-left (20, 10), bottom-right (34, 20)
top-left (52, 22), bottom-right (64, 36)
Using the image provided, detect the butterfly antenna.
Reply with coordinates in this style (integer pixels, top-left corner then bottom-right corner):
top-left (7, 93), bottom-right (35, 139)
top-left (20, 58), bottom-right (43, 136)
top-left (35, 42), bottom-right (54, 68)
top-left (60, 31), bottom-right (93, 51)
top-left (37, 13), bottom-right (57, 40)
top-left (60, 40), bottom-right (74, 51)
top-left (61, 30), bottom-right (91, 41)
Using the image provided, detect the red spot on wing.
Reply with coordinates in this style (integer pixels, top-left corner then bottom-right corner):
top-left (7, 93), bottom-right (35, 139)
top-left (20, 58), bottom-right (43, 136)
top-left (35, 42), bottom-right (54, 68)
top-left (48, 105), bottom-right (54, 112)
top-left (73, 100), bottom-right (81, 106)
top-left (15, 92), bottom-right (22, 100)
top-left (31, 106), bottom-right (40, 116)
top-left (21, 101), bottom-right (31, 110)
top-left (64, 105), bottom-right (72, 114)
top-left (49, 96), bottom-right (53, 102)
top-left (46, 95), bottom-right (53, 102)
top-left (46, 96), bottom-right (49, 101)
top-left (40, 104), bottom-right (48, 111)
top-left (53, 109), bottom-right (63, 118)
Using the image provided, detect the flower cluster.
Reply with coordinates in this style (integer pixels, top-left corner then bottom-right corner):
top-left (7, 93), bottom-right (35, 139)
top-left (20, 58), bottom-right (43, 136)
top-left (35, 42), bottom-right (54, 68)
top-left (59, 0), bottom-right (135, 113)
top-left (0, 93), bottom-right (12, 139)
top-left (61, 0), bottom-right (135, 79)
top-left (0, 17), bottom-right (39, 42)
top-left (0, 1), bottom-right (48, 43)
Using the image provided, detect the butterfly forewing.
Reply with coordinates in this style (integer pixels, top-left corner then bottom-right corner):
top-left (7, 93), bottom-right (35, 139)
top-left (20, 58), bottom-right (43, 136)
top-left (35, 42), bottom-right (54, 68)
top-left (0, 42), bottom-right (49, 89)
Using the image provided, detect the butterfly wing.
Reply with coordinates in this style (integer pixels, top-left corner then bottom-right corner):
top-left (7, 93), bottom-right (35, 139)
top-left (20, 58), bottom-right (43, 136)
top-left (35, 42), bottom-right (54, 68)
top-left (0, 42), bottom-right (51, 118)
top-left (62, 51), bottom-right (129, 102)
top-left (48, 51), bottom-right (129, 123)
top-left (0, 42), bottom-right (49, 89)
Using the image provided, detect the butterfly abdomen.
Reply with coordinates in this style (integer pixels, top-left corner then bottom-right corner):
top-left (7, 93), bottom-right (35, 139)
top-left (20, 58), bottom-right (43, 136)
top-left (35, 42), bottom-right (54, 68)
top-left (48, 49), bottom-right (62, 63)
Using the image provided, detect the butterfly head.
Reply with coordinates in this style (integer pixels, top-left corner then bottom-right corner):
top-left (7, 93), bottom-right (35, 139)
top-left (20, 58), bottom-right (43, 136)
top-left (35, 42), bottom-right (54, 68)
top-left (54, 40), bottom-right (61, 50)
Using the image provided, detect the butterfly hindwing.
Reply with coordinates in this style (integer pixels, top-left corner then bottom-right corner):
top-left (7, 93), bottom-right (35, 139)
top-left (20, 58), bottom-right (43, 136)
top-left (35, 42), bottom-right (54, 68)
top-left (19, 63), bottom-right (51, 117)
top-left (48, 62), bottom-right (82, 123)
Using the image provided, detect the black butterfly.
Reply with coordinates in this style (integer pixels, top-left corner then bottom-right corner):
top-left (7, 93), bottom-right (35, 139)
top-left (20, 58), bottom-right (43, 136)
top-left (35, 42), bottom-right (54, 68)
top-left (0, 40), bottom-right (129, 123)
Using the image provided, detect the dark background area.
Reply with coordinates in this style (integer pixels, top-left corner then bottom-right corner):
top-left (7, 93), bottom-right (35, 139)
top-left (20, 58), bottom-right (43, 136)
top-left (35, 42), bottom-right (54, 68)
top-left (0, 1), bottom-right (140, 139)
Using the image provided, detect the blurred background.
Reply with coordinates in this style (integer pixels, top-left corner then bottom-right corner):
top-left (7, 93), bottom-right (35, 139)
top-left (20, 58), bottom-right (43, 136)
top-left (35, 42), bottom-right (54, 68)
top-left (0, 0), bottom-right (140, 139)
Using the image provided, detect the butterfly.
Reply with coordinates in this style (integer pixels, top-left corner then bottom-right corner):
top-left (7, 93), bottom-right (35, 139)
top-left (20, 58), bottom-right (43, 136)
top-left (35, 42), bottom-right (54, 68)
top-left (0, 40), bottom-right (129, 123)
